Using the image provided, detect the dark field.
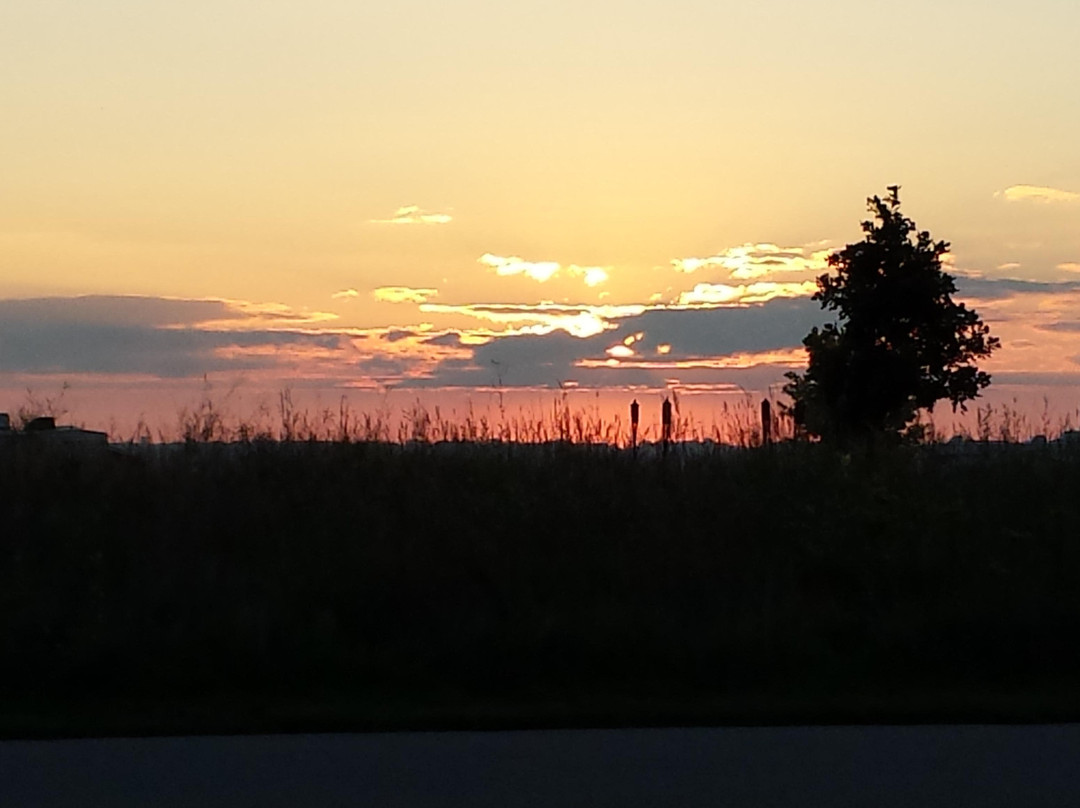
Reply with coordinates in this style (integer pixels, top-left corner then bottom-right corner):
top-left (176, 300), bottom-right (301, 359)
top-left (3, 438), bottom-right (1080, 737)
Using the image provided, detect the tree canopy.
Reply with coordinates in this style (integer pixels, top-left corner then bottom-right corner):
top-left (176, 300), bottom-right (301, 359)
top-left (784, 187), bottom-right (1000, 442)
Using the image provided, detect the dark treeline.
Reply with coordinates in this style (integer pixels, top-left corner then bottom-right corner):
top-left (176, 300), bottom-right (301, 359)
top-left (3, 440), bottom-right (1080, 735)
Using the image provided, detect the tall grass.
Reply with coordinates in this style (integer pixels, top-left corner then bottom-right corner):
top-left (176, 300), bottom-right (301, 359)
top-left (151, 389), bottom-right (1080, 448)
top-left (10, 380), bottom-right (1078, 448)
top-left (162, 390), bottom-right (799, 447)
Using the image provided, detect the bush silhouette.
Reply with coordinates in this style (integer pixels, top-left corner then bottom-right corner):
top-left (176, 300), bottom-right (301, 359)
top-left (784, 187), bottom-right (999, 443)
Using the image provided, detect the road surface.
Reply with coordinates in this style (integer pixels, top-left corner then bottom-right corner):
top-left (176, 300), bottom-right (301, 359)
top-left (3, 724), bottom-right (1080, 807)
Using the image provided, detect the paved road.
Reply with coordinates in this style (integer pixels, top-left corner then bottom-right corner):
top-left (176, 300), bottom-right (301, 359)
top-left (3, 725), bottom-right (1080, 807)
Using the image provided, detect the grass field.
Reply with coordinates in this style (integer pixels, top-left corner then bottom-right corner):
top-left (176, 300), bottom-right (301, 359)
top-left (3, 405), bottom-right (1080, 736)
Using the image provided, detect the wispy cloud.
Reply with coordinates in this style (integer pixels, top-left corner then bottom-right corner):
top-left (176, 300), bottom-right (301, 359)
top-left (343, 324), bottom-right (476, 385)
top-left (671, 243), bottom-right (833, 279)
top-left (576, 347), bottom-right (807, 371)
top-left (956, 277), bottom-right (1080, 301)
top-left (568, 265), bottom-right (610, 287)
top-left (373, 286), bottom-right (439, 304)
top-left (479, 253), bottom-right (561, 283)
top-left (478, 254), bottom-right (610, 287)
top-left (421, 302), bottom-right (645, 338)
top-left (996, 185), bottom-right (1080, 204)
top-left (1059, 263), bottom-right (1080, 273)
top-left (185, 299), bottom-right (338, 330)
top-left (676, 281), bottom-right (817, 306)
top-left (332, 289), bottom-right (360, 299)
top-left (370, 205), bottom-right (453, 225)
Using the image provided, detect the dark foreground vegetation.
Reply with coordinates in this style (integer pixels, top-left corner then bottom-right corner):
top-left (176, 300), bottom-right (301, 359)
top-left (3, 438), bottom-right (1080, 737)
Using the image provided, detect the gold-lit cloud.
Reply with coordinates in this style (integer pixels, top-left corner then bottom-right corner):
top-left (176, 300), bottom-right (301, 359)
top-left (373, 286), bottom-right (439, 304)
top-left (370, 205), bottom-right (453, 225)
top-left (479, 253), bottom-right (560, 283)
top-left (676, 281), bottom-right (817, 306)
top-left (568, 265), bottom-right (610, 287)
top-left (606, 332), bottom-right (643, 357)
top-left (1059, 263), bottom-right (1080, 273)
top-left (577, 347), bottom-right (807, 371)
top-left (330, 324), bottom-right (482, 385)
top-left (420, 302), bottom-right (645, 338)
top-left (332, 289), bottom-right (360, 299)
top-left (193, 299), bottom-right (340, 331)
top-left (997, 185), bottom-right (1080, 204)
top-left (479, 255), bottom-right (610, 286)
top-left (671, 243), bottom-right (833, 280)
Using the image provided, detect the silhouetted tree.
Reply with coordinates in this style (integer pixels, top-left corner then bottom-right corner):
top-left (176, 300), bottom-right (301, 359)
top-left (784, 187), bottom-right (999, 443)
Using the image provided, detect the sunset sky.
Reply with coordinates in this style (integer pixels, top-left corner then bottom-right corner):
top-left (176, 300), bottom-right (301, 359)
top-left (3, 0), bottom-right (1080, 437)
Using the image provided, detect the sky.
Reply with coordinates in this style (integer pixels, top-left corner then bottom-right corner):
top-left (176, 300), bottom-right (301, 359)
top-left (3, 0), bottom-right (1080, 439)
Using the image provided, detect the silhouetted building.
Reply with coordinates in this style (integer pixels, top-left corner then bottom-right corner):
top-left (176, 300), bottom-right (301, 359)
top-left (0, 413), bottom-right (108, 455)
top-left (0, 413), bottom-right (11, 452)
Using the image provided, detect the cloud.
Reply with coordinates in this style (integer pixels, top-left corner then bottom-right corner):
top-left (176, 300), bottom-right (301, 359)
top-left (0, 295), bottom-right (336, 331)
top-left (373, 286), bottom-right (438, 304)
top-left (1037, 322), bottom-right (1080, 333)
top-left (353, 356), bottom-right (412, 377)
top-left (11, 276), bottom-right (1080, 399)
top-left (947, 278), bottom-right (1080, 383)
top-left (479, 253), bottom-right (560, 283)
top-left (955, 277), bottom-right (1080, 301)
top-left (422, 333), bottom-right (463, 347)
top-left (676, 281), bottom-right (818, 306)
top-left (987, 371), bottom-right (1080, 386)
top-left (0, 292), bottom-right (835, 392)
top-left (671, 243), bottom-right (833, 280)
top-left (1059, 263), bottom-right (1080, 274)
top-left (0, 295), bottom-right (231, 329)
top-left (410, 298), bottom-right (828, 389)
top-left (187, 300), bottom-right (338, 330)
top-left (567, 265), bottom-right (610, 287)
top-left (411, 276), bottom-right (1080, 390)
top-left (332, 289), bottom-right (360, 299)
top-left (370, 205), bottom-right (453, 225)
top-left (607, 300), bottom-right (825, 359)
top-left (478, 255), bottom-right (610, 287)
top-left (996, 185), bottom-right (1080, 204)
top-left (576, 347), bottom-right (807, 371)
top-left (420, 302), bottom-right (645, 338)
top-left (0, 293), bottom-right (483, 385)
top-left (0, 296), bottom-right (351, 377)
